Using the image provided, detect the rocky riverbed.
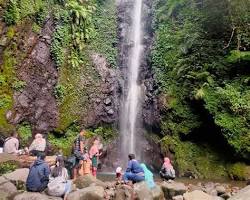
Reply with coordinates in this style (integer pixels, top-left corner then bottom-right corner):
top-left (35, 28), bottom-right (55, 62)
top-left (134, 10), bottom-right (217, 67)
top-left (0, 168), bottom-right (249, 200)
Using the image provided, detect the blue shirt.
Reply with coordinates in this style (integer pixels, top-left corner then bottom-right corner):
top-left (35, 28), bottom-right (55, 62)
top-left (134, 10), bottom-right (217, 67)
top-left (126, 159), bottom-right (144, 174)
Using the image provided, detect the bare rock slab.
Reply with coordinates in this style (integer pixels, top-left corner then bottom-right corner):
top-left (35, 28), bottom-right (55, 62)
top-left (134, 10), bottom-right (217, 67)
top-left (13, 192), bottom-right (62, 200)
top-left (183, 190), bottom-right (213, 200)
top-left (228, 185), bottom-right (250, 200)
top-left (3, 168), bottom-right (29, 183)
top-left (67, 186), bottom-right (104, 200)
top-left (134, 181), bottom-right (153, 200)
top-left (161, 181), bottom-right (187, 199)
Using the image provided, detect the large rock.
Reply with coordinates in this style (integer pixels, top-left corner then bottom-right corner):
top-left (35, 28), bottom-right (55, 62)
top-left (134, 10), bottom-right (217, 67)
top-left (228, 185), bottom-right (250, 200)
top-left (74, 174), bottom-right (106, 189)
top-left (67, 186), bottom-right (104, 200)
top-left (3, 168), bottom-right (29, 183)
top-left (215, 185), bottom-right (226, 195)
top-left (161, 181), bottom-right (187, 199)
top-left (0, 181), bottom-right (17, 195)
top-left (114, 184), bottom-right (133, 200)
top-left (134, 181), bottom-right (153, 200)
top-left (151, 185), bottom-right (164, 200)
top-left (183, 190), bottom-right (213, 200)
top-left (13, 192), bottom-right (62, 200)
top-left (0, 191), bottom-right (9, 200)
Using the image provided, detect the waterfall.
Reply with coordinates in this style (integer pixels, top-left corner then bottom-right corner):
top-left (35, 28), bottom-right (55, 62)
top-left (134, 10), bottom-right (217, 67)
top-left (120, 0), bottom-right (143, 157)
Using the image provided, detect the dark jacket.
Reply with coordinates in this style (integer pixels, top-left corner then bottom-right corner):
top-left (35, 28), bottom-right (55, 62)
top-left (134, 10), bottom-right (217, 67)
top-left (126, 159), bottom-right (144, 174)
top-left (26, 158), bottom-right (50, 192)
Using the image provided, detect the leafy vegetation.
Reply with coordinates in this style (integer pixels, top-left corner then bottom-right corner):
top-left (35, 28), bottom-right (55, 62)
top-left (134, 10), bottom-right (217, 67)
top-left (17, 122), bottom-right (32, 148)
top-left (0, 161), bottom-right (18, 176)
top-left (152, 0), bottom-right (250, 162)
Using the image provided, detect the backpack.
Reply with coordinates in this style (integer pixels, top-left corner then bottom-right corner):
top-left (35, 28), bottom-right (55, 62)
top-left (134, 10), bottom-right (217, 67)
top-left (165, 168), bottom-right (175, 179)
top-left (47, 176), bottom-right (66, 197)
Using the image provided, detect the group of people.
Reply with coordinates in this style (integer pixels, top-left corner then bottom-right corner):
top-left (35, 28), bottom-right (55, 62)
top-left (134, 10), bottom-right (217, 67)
top-left (2, 129), bottom-right (177, 198)
top-left (26, 152), bottom-right (71, 200)
top-left (2, 131), bottom-right (47, 156)
top-left (116, 154), bottom-right (176, 189)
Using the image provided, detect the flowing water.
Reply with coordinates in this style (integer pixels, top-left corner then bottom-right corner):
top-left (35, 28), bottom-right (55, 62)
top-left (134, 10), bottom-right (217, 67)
top-left (120, 0), bottom-right (143, 158)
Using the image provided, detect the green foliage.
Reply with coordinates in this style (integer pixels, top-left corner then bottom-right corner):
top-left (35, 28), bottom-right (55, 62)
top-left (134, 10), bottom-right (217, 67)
top-left (17, 123), bottom-right (32, 148)
top-left (227, 162), bottom-right (250, 181)
top-left (3, 0), bottom-right (20, 25)
top-left (48, 123), bottom-right (80, 156)
top-left (11, 79), bottom-right (26, 91)
top-left (152, 0), bottom-right (250, 160)
top-left (92, 125), bottom-right (118, 143)
top-left (0, 161), bottom-right (18, 176)
top-left (89, 0), bottom-right (117, 67)
top-left (161, 135), bottom-right (228, 179)
top-left (54, 84), bottom-right (66, 100)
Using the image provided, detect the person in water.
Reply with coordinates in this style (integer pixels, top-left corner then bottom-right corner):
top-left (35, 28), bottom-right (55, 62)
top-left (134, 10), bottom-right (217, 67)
top-left (159, 157), bottom-right (176, 181)
top-left (123, 154), bottom-right (145, 183)
top-left (140, 163), bottom-right (155, 189)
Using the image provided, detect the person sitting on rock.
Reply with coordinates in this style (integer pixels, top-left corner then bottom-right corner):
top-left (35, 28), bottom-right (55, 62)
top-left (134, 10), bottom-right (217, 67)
top-left (89, 137), bottom-right (102, 178)
top-left (140, 163), bottom-right (155, 189)
top-left (82, 147), bottom-right (92, 175)
top-left (26, 152), bottom-right (50, 192)
top-left (3, 131), bottom-right (19, 154)
top-left (27, 133), bottom-right (46, 156)
top-left (72, 129), bottom-right (86, 179)
top-left (159, 157), bottom-right (175, 181)
top-left (123, 154), bottom-right (145, 184)
top-left (48, 156), bottom-right (72, 200)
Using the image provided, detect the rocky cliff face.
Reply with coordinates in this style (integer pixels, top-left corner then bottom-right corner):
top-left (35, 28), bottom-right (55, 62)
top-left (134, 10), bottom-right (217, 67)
top-left (6, 18), bottom-right (59, 134)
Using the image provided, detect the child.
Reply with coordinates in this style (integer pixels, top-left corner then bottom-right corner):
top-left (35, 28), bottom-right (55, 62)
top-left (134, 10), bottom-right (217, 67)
top-left (82, 147), bottom-right (92, 175)
top-left (115, 167), bottom-right (123, 183)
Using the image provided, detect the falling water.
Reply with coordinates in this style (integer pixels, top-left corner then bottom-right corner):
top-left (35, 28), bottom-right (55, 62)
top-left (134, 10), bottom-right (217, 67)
top-left (120, 0), bottom-right (143, 156)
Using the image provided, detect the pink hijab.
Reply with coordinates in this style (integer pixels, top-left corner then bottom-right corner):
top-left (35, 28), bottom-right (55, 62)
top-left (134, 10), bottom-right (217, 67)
top-left (163, 157), bottom-right (173, 169)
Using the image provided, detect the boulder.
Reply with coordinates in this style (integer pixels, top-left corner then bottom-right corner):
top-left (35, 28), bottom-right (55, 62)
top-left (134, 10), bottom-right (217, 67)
top-left (114, 184), bottom-right (133, 200)
top-left (3, 168), bottom-right (29, 183)
top-left (0, 190), bottom-right (9, 200)
top-left (67, 186), bottom-right (104, 200)
top-left (134, 181), bottom-right (153, 200)
top-left (215, 185), bottom-right (226, 195)
top-left (0, 176), bottom-right (8, 185)
top-left (173, 195), bottom-right (184, 200)
top-left (204, 182), bottom-right (217, 196)
top-left (0, 181), bottom-right (17, 195)
top-left (151, 185), bottom-right (164, 200)
top-left (213, 197), bottom-right (224, 200)
top-left (161, 181), bottom-right (187, 199)
top-left (228, 185), bottom-right (250, 200)
top-left (13, 192), bottom-right (62, 200)
top-left (183, 190), bottom-right (213, 200)
top-left (74, 174), bottom-right (106, 189)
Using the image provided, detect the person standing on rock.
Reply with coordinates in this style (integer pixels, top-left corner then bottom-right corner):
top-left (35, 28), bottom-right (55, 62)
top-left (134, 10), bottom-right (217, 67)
top-left (26, 152), bottom-right (50, 192)
top-left (89, 137), bottom-right (102, 178)
top-left (48, 156), bottom-right (72, 200)
top-left (123, 154), bottom-right (145, 184)
top-left (82, 147), bottom-right (92, 175)
top-left (72, 129), bottom-right (86, 179)
top-left (3, 131), bottom-right (19, 154)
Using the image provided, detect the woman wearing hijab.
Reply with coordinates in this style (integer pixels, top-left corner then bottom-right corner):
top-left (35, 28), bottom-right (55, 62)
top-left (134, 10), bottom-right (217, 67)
top-left (140, 163), bottom-right (155, 189)
top-left (48, 156), bottom-right (72, 200)
top-left (28, 133), bottom-right (46, 156)
top-left (159, 157), bottom-right (176, 180)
